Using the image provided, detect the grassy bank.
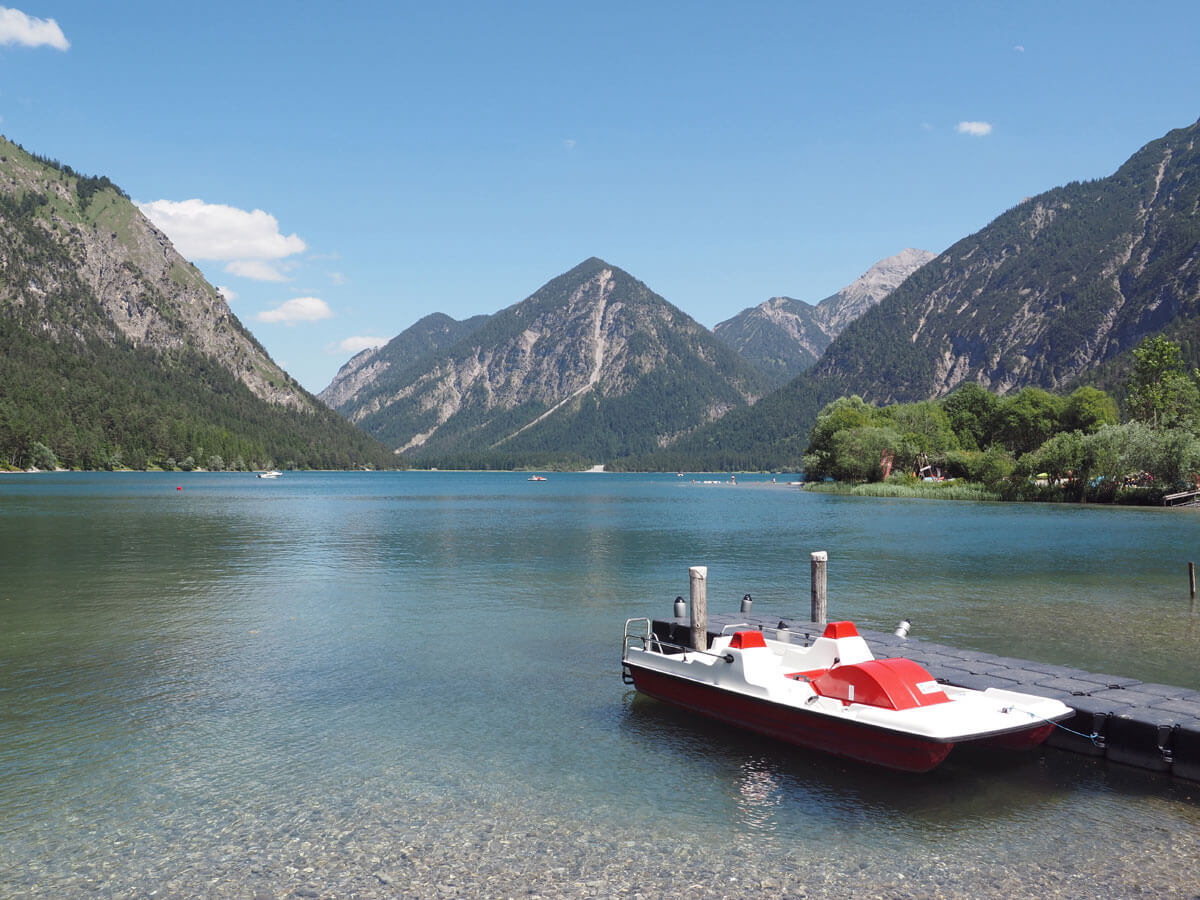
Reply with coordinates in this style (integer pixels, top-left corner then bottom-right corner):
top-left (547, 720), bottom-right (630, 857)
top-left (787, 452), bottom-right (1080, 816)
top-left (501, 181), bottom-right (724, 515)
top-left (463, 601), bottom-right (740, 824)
top-left (804, 480), bottom-right (1001, 501)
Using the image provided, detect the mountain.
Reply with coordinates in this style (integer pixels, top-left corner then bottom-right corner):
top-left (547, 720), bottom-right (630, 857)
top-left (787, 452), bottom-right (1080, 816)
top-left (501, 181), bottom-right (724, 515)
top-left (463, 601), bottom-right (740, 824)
top-left (713, 249), bottom-right (935, 385)
top-left (319, 312), bottom-right (490, 411)
top-left (814, 118), bottom-right (1200, 400)
top-left (0, 137), bottom-right (395, 470)
top-left (322, 258), bottom-right (767, 466)
top-left (662, 117), bottom-right (1200, 470)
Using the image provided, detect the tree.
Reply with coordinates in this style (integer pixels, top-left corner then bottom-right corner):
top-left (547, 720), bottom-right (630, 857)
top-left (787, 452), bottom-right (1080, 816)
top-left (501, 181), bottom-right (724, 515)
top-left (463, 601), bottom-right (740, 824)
top-left (29, 441), bottom-right (58, 470)
top-left (1078, 422), bottom-right (1200, 496)
top-left (828, 425), bottom-right (904, 481)
top-left (945, 445), bottom-right (1015, 487)
top-left (803, 396), bottom-right (880, 479)
top-left (1060, 386), bottom-right (1119, 433)
top-left (941, 383), bottom-right (999, 451)
top-left (1018, 431), bottom-right (1089, 500)
top-left (1127, 335), bottom-right (1200, 429)
top-left (991, 388), bottom-right (1065, 455)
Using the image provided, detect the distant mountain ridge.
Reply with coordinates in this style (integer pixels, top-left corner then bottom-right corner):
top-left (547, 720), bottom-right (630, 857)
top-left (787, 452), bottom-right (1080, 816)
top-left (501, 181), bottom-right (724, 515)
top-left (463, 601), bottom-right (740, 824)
top-left (812, 118), bottom-right (1200, 401)
top-left (0, 137), bottom-right (393, 470)
top-left (321, 258), bottom-right (767, 464)
top-left (713, 248), bottom-right (935, 384)
top-left (319, 311), bottom-right (491, 411)
top-left (665, 116), bottom-right (1200, 470)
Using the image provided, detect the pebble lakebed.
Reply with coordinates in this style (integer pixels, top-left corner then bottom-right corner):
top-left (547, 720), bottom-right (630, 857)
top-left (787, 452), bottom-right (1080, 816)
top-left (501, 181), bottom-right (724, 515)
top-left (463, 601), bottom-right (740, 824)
top-left (4, 773), bottom-right (1199, 900)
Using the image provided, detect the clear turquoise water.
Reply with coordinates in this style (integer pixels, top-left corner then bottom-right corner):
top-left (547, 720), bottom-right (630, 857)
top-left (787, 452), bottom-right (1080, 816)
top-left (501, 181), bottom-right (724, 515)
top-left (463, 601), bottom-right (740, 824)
top-left (1, 472), bottom-right (1198, 898)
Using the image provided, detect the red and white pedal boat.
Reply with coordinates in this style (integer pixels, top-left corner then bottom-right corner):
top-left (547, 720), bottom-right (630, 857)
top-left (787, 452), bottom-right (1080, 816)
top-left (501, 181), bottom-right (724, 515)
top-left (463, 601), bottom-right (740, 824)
top-left (621, 618), bottom-right (1072, 772)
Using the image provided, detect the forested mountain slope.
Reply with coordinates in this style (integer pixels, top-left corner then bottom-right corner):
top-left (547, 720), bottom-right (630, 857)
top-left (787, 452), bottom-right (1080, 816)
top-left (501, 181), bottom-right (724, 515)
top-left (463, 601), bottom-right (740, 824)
top-left (814, 118), bottom-right (1200, 401)
top-left (0, 137), bottom-right (395, 470)
top-left (326, 258), bottom-right (767, 467)
top-left (658, 117), bottom-right (1200, 470)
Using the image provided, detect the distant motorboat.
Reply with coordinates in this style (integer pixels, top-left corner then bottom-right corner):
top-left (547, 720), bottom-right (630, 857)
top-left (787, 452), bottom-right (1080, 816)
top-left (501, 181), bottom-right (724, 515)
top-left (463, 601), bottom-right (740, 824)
top-left (528, 475), bottom-right (548, 482)
top-left (256, 470), bottom-right (282, 479)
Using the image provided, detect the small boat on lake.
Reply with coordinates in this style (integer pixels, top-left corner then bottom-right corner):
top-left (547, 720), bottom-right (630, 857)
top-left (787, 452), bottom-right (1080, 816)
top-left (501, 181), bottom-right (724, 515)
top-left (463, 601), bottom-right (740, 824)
top-left (527, 475), bottom-right (547, 481)
top-left (621, 618), bottom-right (1072, 772)
top-left (256, 470), bottom-right (282, 479)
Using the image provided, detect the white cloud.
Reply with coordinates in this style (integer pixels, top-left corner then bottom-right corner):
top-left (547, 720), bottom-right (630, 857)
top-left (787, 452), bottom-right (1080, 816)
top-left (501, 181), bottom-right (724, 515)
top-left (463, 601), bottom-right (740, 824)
top-left (333, 335), bottom-right (388, 355)
top-left (137, 198), bottom-right (307, 281)
top-left (217, 285), bottom-right (238, 302)
top-left (0, 7), bottom-right (69, 50)
top-left (255, 297), bottom-right (333, 325)
top-left (224, 259), bottom-right (289, 282)
top-left (1013, 44), bottom-right (1025, 53)
top-left (956, 121), bottom-right (993, 137)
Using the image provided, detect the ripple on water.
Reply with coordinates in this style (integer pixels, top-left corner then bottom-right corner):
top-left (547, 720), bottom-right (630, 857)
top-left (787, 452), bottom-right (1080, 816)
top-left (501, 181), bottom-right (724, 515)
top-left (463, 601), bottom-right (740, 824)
top-left (3, 473), bottom-right (1200, 898)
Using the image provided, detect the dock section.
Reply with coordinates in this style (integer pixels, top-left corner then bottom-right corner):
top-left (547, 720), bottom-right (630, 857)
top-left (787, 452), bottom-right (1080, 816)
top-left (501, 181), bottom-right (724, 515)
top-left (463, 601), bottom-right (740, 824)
top-left (650, 612), bottom-right (1200, 782)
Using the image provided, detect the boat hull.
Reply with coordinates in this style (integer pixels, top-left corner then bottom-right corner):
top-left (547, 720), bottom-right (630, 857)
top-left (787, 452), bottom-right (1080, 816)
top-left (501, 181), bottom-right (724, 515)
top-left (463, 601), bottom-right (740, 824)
top-left (974, 721), bottom-right (1057, 750)
top-left (627, 661), bottom-right (954, 772)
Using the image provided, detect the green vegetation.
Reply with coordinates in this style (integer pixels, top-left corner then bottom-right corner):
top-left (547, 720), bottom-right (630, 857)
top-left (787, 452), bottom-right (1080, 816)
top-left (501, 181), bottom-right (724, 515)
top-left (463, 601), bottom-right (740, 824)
top-left (802, 337), bottom-right (1200, 504)
top-left (0, 318), bottom-right (399, 470)
top-left (0, 138), bottom-right (399, 472)
top-left (804, 480), bottom-right (1001, 502)
top-left (1126, 334), bottom-right (1200, 429)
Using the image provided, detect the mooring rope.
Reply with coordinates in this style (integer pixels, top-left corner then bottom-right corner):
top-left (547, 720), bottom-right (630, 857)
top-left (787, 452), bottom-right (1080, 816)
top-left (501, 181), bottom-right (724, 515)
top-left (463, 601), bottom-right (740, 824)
top-left (1005, 705), bottom-right (1101, 746)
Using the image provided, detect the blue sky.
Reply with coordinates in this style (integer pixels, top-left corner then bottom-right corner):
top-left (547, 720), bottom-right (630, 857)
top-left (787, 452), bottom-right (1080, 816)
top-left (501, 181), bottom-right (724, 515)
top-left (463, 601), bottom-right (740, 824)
top-left (2, 2), bottom-right (1199, 393)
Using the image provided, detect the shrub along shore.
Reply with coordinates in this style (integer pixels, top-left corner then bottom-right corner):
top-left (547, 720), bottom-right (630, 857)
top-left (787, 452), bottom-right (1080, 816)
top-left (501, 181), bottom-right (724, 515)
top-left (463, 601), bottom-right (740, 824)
top-left (801, 337), bottom-right (1200, 506)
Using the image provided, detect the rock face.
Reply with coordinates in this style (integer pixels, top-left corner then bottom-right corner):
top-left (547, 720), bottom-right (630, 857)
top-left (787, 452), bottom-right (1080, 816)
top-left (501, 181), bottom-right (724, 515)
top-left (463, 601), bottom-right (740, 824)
top-left (713, 249), bottom-right (935, 385)
top-left (691, 116), bottom-right (1200, 470)
top-left (0, 137), bottom-right (395, 470)
top-left (319, 312), bottom-right (490, 412)
top-left (809, 117), bottom-right (1200, 403)
top-left (0, 136), bottom-right (309, 410)
top-left (323, 258), bottom-right (766, 462)
top-left (816, 248), bottom-right (939, 333)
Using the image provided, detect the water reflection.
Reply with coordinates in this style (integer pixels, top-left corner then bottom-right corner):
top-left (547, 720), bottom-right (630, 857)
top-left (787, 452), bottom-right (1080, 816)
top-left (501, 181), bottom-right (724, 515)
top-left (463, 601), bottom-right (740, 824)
top-left (731, 757), bottom-right (784, 836)
top-left (617, 688), bottom-right (1197, 846)
top-left (3, 472), bottom-right (1200, 898)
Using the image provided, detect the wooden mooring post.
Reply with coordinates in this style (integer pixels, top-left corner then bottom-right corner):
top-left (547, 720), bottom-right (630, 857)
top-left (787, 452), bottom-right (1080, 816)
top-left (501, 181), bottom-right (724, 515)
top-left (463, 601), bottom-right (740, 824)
top-left (810, 551), bottom-right (828, 624)
top-left (689, 565), bottom-right (708, 652)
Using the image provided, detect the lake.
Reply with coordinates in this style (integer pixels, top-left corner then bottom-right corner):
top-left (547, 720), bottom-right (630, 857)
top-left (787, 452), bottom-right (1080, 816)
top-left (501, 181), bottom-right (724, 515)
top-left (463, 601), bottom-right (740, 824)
top-left (1, 471), bottom-right (1198, 898)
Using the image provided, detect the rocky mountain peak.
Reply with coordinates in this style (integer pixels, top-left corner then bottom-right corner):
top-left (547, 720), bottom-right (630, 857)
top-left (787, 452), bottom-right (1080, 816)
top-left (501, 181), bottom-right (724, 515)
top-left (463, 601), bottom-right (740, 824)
top-left (713, 248), bottom-right (935, 385)
top-left (814, 248), bottom-right (937, 332)
top-left (321, 258), bottom-right (766, 463)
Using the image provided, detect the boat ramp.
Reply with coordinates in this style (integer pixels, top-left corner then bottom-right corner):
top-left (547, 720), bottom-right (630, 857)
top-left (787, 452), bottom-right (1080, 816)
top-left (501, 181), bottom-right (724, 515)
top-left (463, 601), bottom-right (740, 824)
top-left (649, 610), bottom-right (1200, 782)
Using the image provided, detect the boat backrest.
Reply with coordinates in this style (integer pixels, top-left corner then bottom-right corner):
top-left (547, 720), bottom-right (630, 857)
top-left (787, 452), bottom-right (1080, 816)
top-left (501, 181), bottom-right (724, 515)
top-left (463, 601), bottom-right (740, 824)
top-left (709, 634), bottom-right (732, 653)
top-left (804, 635), bottom-right (874, 669)
top-left (724, 634), bottom-right (779, 686)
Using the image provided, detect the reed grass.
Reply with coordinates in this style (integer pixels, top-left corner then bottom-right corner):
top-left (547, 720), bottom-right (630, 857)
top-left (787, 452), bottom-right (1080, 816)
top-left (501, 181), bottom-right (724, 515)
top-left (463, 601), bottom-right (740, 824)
top-left (804, 481), bottom-right (1001, 501)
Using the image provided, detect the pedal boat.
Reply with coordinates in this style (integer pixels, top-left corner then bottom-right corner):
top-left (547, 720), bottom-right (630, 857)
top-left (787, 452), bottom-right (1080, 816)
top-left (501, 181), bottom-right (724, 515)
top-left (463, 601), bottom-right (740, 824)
top-left (621, 619), bottom-right (1073, 772)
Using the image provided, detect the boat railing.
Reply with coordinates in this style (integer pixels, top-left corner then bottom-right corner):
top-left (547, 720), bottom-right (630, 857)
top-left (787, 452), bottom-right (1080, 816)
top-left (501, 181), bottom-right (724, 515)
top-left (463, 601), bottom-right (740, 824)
top-left (623, 617), bottom-right (734, 664)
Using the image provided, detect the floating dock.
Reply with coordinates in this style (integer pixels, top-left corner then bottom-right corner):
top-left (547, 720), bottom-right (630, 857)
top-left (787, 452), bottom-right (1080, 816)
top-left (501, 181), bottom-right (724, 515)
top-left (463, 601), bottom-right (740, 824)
top-left (650, 612), bottom-right (1200, 782)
